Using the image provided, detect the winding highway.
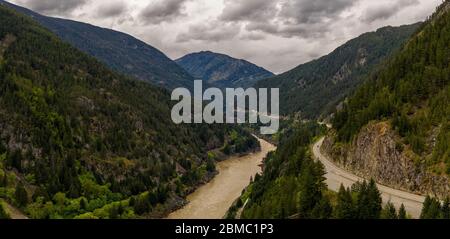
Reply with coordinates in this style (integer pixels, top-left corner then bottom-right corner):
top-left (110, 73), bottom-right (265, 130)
top-left (313, 137), bottom-right (425, 218)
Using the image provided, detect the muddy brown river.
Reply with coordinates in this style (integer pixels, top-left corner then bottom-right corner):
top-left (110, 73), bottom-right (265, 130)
top-left (167, 137), bottom-right (276, 219)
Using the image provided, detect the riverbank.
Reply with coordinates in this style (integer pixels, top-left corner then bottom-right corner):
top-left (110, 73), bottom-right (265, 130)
top-left (167, 137), bottom-right (276, 219)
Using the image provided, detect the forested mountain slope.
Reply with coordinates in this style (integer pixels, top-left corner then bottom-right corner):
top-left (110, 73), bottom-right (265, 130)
top-left (255, 23), bottom-right (420, 119)
top-left (228, 1), bottom-right (450, 220)
top-left (176, 51), bottom-right (274, 89)
top-left (228, 123), bottom-right (394, 219)
top-left (327, 1), bottom-right (450, 198)
top-left (0, 0), bottom-right (195, 90)
top-left (0, 5), bottom-right (257, 219)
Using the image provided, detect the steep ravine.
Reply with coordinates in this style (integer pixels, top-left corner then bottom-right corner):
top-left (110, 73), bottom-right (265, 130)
top-left (322, 122), bottom-right (450, 199)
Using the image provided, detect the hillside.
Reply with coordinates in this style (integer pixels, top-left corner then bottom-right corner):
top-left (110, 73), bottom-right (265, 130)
top-left (228, 123), bottom-right (394, 219)
top-left (176, 51), bottom-right (274, 89)
top-left (328, 1), bottom-right (450, 198)
top-left (255, 23), bottom-right (420, 119)
top-left (227, 1), bottom-right (450, 220)
top-left (0, 0), bottom-right (194, 90)
top-left (0, 5), bottom-right (258, 219)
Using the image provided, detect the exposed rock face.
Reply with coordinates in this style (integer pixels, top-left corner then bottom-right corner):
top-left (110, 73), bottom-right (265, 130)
top-left (322, 122), bottom-right (450, 198)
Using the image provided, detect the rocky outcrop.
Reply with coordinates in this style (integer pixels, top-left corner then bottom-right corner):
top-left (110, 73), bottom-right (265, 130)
top-left (322, 122), bottom-right (450, 198)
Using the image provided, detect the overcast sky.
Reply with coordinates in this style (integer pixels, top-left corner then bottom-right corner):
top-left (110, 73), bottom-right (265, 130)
top-left (10, 0), bottom-right (443, 73)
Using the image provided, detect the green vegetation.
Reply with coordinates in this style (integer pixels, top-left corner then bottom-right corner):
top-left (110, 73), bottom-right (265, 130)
top-left (256, 23), bottom-right (420, 119)
top-left (332, 2), bottom-right (450, 175)
top-left (3, 0), bottom-right (196, 90)
top-left (0, 200), bottom-right (10, 219)
top-left (222, 128), bottom-right (259, 156)
top-left (420, 196), bottom-right (450, 219)
top-left (237, 122), bottom-right (405, 219)
top-left (0, 5), bottom-right (258, 218)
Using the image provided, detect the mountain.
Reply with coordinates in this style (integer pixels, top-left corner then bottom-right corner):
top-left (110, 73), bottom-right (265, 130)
top-left (255, 23), bottom-right (421, 119)
top-left (176, 51), bottom-right (274, 89)
top-left (0, 0), bottom-right (194, 90)
top-left (229, 2), bottom-right (450, 220)
top-left (0, 4), bottom-right (258, 219)
top-left (327, 1), bottom-right (450, 198)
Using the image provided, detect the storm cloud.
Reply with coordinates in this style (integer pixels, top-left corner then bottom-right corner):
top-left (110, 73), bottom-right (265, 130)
top-left (361, 0), bottom-right (421, 23)
top-left (176, 20), bottom-right (241, 42)
top-left (219, 0), bottom-right (359, 38)
top-left (139, 0), bottom-right (190, 24)
top-left (9, 0), bottom-right (443, 73)
top-left (220, 0), bottom-right (277, 22)
top-left (17, 0), bottom-right (88, 15)
top-left (279, 0), bottom-right (357, 24)
top-left (97, 1), bottom-right (127, 18)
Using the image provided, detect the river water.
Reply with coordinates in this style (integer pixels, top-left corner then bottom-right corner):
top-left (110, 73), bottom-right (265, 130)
top-left (167, 137), bottom-right (276, 219)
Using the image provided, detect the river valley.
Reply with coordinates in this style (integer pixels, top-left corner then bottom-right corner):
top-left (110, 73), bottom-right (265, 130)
top-left (167, 137), bottom-right (276, 219)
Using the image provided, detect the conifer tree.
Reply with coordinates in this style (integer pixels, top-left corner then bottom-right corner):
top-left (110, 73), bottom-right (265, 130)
top-left (334, 185), bottom-right (354, 219)
top-left (381, 202), bottom-right (398, 219)
top-left (15, 183), bottom-right (28, 207)
top-left (442, 197), bottom-right (450, 219)
top-left (421, 196), bottom-right (442, 219)
top-left (398, 204), bottom-right (407, 219)
top-left (367, 179), bottom-right (382, 219)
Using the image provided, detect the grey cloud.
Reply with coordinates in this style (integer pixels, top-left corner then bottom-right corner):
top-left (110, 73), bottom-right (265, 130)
top-left (361, 0), bottom-right (420, 23)
top-left (97, 1), bottom-right (127, 18)
top-left (176, 21), bottom-right (241, 42)
top-left (239, 33), bottom-right (267, 41)
top-left (279, 0), bottom-right (358, 24)
top-left (220, 0), bottom-right (277, 22)
top-left (246, 21), bottom-right (331, 39)
top-left (139, 0), bottom-right (189, 24)
top-left (245, 22), bottom-right (279, 35)
top-left (18, 0), bottom-right (88, 15)
top-left (219, 0), bottom-right (358, 38)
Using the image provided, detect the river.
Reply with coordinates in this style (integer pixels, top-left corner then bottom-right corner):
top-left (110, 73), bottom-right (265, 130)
top-left (167, 137), bottom-right (276, 219)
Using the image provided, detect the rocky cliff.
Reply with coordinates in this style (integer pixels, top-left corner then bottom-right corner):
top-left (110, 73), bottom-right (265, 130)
top-left (322, 122), bottom-right (449, 198)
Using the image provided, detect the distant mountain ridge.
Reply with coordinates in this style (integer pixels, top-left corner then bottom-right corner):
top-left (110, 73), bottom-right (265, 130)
top-left (255, 23), bottom-right (421, 119)
top-left (0, 0), bottom-right (194, 90)
top-left (176, 51), bottom-right (274, 89)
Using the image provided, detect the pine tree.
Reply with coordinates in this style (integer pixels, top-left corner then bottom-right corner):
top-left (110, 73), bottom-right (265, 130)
top-left (421, 196), bottom-right (432, 219)
top-left (355, 181), bottom-right (370, 219)
top-left (398, 204), bottom-right (407, 219)
top-left (0, 172), bottom-right (7, 187)
top-left (334, 185), bottom-right (354, 219)
top-left (367, 179), bottom-right (382, 219)
top-left (421, 196), bottom-right (442, 219)
top-left (311, 197), bottom-right (333, 219)
top-left (15, 183), bottom-right (28, 207)
top-left (79, 198), bottom-right (88, 211)
top-left (354, 180), bottom-right (382, 219)
top-left (441, 197), bottom-right (450, 219)
top-left (381, 202), bottom-right (398, 219)
top-left (297, 161), bottom-right (322, 218)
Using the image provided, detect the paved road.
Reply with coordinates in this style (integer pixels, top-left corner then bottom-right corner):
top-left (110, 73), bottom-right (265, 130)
top-left (313, 137), bottom-right (425, 218)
